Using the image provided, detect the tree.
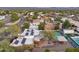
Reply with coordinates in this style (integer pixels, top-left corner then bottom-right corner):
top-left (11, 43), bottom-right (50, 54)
top-left (63, 20), bottom-right (71, 29)
top-left (0, 39), bottom-right (15, 52)
top-left (55, 23), bottom-right (60, 30)
top-left (65, 48), bottom-right (79, 52)
top-left (0, 11), bottom-right (6, 15)
top-left (44, 49), bottom-right (50, 52)
top-left (32, 15), bottom-right (37, 19)
top-left (15, 45), bottom-right (33, 52)
top-left (5, 10), bottom-right (10, 14)
top-left (38, 22), bottom-right (45, 30)
top-left (22, 22), bottom-right (30, 29)
top-left (55, 17), bottom-right (63, 23)
top-left (8, 24), bottom-right (21, 37)
top-left (43, 31), bottom-right (55, 40)
top-left (0, 20), bottom-right (4, 28)
top-left (11, 13), bottom-right (19, 22)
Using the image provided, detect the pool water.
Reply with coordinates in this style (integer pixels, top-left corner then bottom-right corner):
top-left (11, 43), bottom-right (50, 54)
top-left (55, 32), bottom-right (62, 36)
top-left (71, 37), bottom-right (79, 46)
top-left (54, 31), bottom-right (62, 39)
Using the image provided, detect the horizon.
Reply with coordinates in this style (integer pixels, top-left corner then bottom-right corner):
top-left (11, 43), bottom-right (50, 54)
top-left (0, 7), bottom-right (79, 10)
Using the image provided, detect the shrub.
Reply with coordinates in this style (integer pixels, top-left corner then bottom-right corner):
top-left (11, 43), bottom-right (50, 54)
top-left (44, 49), bottom-right (50, 52)
top-left (11, 13), bottom-right (19, 22)
top-left (65, 48), bottom-right (79, 52)
top-left (38, 22), bottom-right (45, 30)
top-left (0, 20), bottom-right (4, 28)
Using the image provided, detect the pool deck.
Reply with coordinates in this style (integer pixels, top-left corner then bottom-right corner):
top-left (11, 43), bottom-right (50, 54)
top-left (54, 31), bottom-right (68, 42)
top-left (32, 41), bottom-right (73, 52)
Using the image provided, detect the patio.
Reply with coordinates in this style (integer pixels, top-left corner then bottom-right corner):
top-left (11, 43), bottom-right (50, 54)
top-left (33, 39), bottom-right (73, 52)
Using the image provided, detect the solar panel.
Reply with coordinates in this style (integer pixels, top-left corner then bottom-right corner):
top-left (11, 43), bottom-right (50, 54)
top-left (30, 29), bottom-right (34, 35)
top-left (14, 40), bottom-right (19, 44)
top-left (31, 31), bottom-right (34, 35)
top-left (21, 38), bottom-right (26, 44)
top-left (27, 29), bottom-right (29, 32)
top-left (25, 32), bottom-right (28, 35)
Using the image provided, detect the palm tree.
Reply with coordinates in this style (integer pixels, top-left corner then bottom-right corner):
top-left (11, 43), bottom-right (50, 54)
top-left (43, 30), bottom-right (55, 41)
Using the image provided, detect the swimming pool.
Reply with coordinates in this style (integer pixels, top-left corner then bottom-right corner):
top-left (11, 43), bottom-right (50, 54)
top-left (55, 32), bottom-right (62, 36)
top-left (71, 37), bottom-right (79, 46)
top-left (53, 32), bottom-right (61, 39)
top-left (55, 32), bottom-right (67, 41)
top-left (66, 35), bottom-right (79, 48)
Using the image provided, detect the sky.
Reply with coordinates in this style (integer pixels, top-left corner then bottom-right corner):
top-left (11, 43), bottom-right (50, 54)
top-left (0, 0), bottom-right (79, 7)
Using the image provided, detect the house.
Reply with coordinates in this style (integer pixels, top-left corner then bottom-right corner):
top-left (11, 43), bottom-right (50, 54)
top-left (29, 19), bottom-right (41, 30)
top-left (51, 17), bottom-right (54, 22)
top-left (37, 15), bottom-right (41, 19)
top-left (10, 36), bottom-right (34, 47)
top-left (61, 17), bottom-right (68, 22)
top-left (61, 17), bottom-right (72, 22)
top-left (4, 14), bottom-right (11, 23)
top-left (10, 29), bottom-right (40, 47)
top-left (10, 22), bottom-right (43, 47)
top-left (63, 29), bottom-right (75, 34)
top-left (76, 28), bottom-right (79, 32)
top-left (69, 19), bottom-right (79, 28)
top-left (40, 18), bottom-right (44, 23)
top-left (30, 12), bottom-right (34, 16)
top-left (67, 15), bottom-right (75, 18)
top-left (30, 19), bottom-right (39, 27)
top-left (0, 15), bottom-right (5, 20)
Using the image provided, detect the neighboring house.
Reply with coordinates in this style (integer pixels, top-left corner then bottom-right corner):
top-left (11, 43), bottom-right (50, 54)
top-left (67, 15), bottom-right (75, 18)
top-left (61, 17), bottom-right (67, 22)
top-left (29, 20), bottom-right (40, 30)
top-left (51, 17), bottom-right (54, 22)
top-left (40, 18), bottom-right (44, 23)
top-left (0, 15), bottom-right (5, 20)
top-left (4, 14), bottom-right (11, 23)
top-left (69, 19), bottom-right (79, 28)
top-left (63, 29), bottom-right (75, 34)
top-left (32, 19), bottom-right (40, 25)
top-left (37, 15), bottom-right (41, 19)
top-left (59, 23), bottom-right (63, 29)
top-left (30, 12), bottom-right (34, 16)
top-left (76, 28), bottom-right (79, 32)
top-left (40, 14), bottom-right (45, 17)
top-left (61, 17), bottom-right (72, 22)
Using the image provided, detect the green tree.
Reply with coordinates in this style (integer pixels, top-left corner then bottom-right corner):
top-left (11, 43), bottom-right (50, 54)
top-left (43, 31), bottom-right (55, 40)
top-left (11, 13), bottom-right (19, 22)
top-left (63, 20), bottom-right (71, 29)
top-left (55, 23), bottom-right (60, 30)
top-left (55, 17), bottom-right (63, 23)
top-left (5, 10), bottom-right (10, 14)
top-left (22, 22), bottom-right (30, 29)
top-left (38, 22), bottom-right (45, 30)
top-left (8, 24), bottom-right (21, 37)
top-left (0, 20), bottom-right (4, 28)
top-left (32, 15), bottom-right (37, 19)
top-left (0, 39), bottom-right (15, 52)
